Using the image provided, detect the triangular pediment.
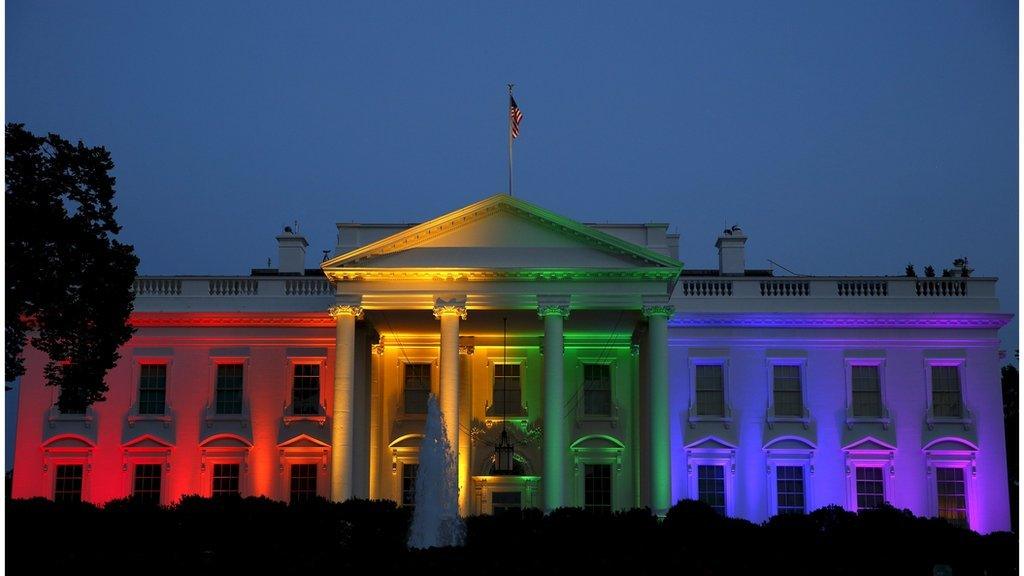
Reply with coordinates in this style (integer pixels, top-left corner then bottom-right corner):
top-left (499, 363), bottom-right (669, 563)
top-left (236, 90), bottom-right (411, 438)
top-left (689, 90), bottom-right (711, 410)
top-left (323, 195), bottom-right (682, 278)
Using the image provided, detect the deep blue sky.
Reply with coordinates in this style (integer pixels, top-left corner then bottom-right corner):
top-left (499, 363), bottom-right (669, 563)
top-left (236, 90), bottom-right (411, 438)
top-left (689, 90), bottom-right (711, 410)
top-left (5, 2), bottom-right (1018, 463)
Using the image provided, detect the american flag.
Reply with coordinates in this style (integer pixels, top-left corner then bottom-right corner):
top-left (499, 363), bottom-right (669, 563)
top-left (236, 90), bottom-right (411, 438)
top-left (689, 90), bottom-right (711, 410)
top-left (509, 95), bottom-right (523, 139)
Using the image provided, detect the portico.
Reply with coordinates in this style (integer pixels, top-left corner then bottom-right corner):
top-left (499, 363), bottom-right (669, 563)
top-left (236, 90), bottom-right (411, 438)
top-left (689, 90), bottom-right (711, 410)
top-left (321, 194), bottom-right (682, 513)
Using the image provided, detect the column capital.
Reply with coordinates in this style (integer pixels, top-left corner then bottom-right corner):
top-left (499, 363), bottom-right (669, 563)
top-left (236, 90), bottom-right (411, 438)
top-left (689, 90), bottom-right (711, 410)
top-left (458, 345), bottom-right (475, 355)
top-left (328, 304), bottom-right (364, 320)
top-left (642, 304), bottom-right (675, 318)
top-left (433, 296), bottom-right (467, 320)
top-left (537, 295), bottom-right (571, 318)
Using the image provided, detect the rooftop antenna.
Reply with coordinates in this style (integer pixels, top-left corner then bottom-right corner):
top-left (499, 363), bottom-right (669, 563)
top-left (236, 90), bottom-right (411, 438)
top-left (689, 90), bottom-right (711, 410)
top-left (767, 258), bottom-right (801, 276)
top-left (321, 250), bottom-right (330, 262)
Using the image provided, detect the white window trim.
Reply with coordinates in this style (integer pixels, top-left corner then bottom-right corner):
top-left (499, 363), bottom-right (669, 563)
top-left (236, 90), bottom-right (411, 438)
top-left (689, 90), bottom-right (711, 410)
top-left (42, 446), bottom-right (94, 503)
top-left (283, 356), bottom-right (328, 424)
top-left (844, 358), bottom-right (891, 429)
top-left (122, 451), bottom-right (172, 506)
top-left (766, 451), bottom-right (814, 517)
top-left (686, 448), bottom-right (736, 517)
top-left (572, 451), bottom-right (622, 512)
top-left (766, 357), bottom-right (809, 429)
top-left (925, 451), bottom-right (977, 529)
top-left (844, 453), bottom-right (895, 512)
top-left (575, 356), bottom-right (619, 423)
top-left (396, 355), bottom-right (438, 419)
top-left (472, 476), bottom-right (540, 515)
top-left (485, 356), bottom-right (528, 420)
top-left (128, 358), bottom-right (173, 425)
top-left (206, 356), bottom-right (251, 422)
top-left (687, 358), bottom-right (732, 428)
top-left (278, 448), bottom-right (329, 502)
top-left (393, 454), bottom-right (419, 507)
top-left (924, 358), bottom-right (972, 430)
top-left (200, 449), bottom-right (249, 498)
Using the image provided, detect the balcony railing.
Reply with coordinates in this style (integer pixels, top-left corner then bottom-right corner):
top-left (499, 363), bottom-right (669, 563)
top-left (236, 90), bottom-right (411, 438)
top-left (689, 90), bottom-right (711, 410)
top-left (133, 277), bottom-right (333, 298)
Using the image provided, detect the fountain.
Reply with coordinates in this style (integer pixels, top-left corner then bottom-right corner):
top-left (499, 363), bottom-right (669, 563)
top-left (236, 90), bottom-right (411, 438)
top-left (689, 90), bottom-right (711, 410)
top-left (407, 394), bottom-right (465, 548)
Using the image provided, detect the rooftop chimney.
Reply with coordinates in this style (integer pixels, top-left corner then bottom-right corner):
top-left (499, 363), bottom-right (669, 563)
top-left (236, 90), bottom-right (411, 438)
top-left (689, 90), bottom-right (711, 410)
top-left (276, 226), bottom-right (308, 275)
top-left (715, 225), bottom-right (747, 275)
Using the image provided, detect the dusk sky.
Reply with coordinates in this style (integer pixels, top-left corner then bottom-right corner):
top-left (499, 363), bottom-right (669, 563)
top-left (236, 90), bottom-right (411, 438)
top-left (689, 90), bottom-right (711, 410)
top-left (5, 2), bottom-right (1018, 465)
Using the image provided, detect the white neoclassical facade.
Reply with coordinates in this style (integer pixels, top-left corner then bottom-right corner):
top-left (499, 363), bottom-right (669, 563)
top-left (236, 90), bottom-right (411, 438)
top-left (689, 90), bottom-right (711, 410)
top-left (11, 194), bottom-right (1012, 532)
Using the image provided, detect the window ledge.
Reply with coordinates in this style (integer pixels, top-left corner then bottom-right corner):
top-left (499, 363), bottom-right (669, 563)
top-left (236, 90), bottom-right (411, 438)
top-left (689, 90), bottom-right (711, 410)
top-left (485, 403), bottom-right (529, 419)
top-left (127, 413), bottom-right (172, 427)
top-left (47, 409), bottom-right (94, 428)
top-left (483, 416), bottom-right (530, 429)
top-left (687, 405), bottom-right (734, 429)
top-left (576, 414), bottom-right (620, 429)
top-left (845, 416), bottom-right (892, 430)
top-left (766, 409), bottom-right (811, 430)
top-left (283, 414), bottom-right (327, 427)
top-left (925, 409), bottom-right (974, 431)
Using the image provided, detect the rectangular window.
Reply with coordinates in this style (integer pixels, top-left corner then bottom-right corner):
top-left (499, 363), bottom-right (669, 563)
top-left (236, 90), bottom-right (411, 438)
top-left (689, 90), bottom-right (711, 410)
top-left (856, 466), bottom-right (885, 510)
top-left (583, 364), bottom-right (612, 416)
top-left (54, 464), bottom-right (83, 503)
top-left (697, 464), bottom-right (726, 515)
top-left (695, 364), bottom-right (725, 417)
top-left (773, 365), bottom-right (803, 417)
top-left (493, 364), bottom-right (522, 415)
top-left (292, 364), bottom-right (320, 415)
top-left (936, 467), bottom-right (968, 527)
top-left (138, 364), bottom-right (167, 415)
top-left (584, 464), bottom-right (612, 514)
top-left (775, 466), bottom-right (805, 515)
top-left (491, 491), bottom-right (522, 514)
top-left (931, 366), bottom-right (963, 418)
top-left (289, 463), bottom-right (318, 504)
top-left (212, 463), bottom-right (240, 497)
top-left (851, 365), bottom-right (883, 418)
top-left (403, 364), bottom-right (431, 415)
top-left (133, 463), bottom-right (162, 505)
top-left (402, 463), bottom-right (418, 508)
top-left (215, 364), bottom-right (244, 415)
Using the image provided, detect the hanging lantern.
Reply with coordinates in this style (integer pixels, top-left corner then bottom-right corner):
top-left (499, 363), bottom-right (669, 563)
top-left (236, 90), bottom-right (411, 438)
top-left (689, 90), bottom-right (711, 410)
top-left (494, 428), bottom-right (516, 475)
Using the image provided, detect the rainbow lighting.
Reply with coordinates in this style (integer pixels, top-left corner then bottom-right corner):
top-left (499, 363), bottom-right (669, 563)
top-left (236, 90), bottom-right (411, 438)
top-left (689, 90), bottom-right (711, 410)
top-left (12, 195), bottom-right (1012, 533)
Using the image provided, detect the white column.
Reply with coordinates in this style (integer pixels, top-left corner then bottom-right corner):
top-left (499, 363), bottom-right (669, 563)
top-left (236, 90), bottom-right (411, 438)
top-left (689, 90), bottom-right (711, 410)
top-left (540, 299), bottom-right (570, 511)
top-left (644, 304), bottom-right (674, 515)
top-left (434, 299), bottom-right (466, 477)
top-left (458, 342), bottom-right (474, 515)
top-left (329, 302), bottom-right (362, 502)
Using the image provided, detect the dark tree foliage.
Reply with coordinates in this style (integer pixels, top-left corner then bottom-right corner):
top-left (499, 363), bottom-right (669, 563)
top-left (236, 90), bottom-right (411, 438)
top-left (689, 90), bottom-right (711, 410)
top-left (6, 123), bottom-right (139, 412)
top-left (924, 265), bottom-right (936, 277)
top-left (905, 263), bottom-right (917, 277)
top-left (1003, 364), bottom-right (1018, 532)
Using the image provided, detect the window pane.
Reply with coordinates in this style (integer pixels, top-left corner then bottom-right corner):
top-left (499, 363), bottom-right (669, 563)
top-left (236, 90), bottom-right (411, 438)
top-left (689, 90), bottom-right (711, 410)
top-left (133, 464), bottom-right (162, 505)
top-left (584, 464), bottom-right (612, 514)
top-left (695, 364), bottom-right (725, 417)
top-left (404, 364), bottom-right (431, 415)
top-left (936, 467), bottom-right (968, 527)
top-left (492, 491), bottom-right (522, 514)
top-left (215, 364), bottom-right (244, 415)
top-left (290, 463), bottom-right (318, 504)
top-left (212, 463), bottom-right (240, 497)
top-left (292, 364), bottom-right (320, 415)
top-left (776, 466), bottom-right (805, 515)
top-left (697, 464), bottom-right (726, 515)
top-left (138, 365), bottom-right (167, 415)
top-left (402, 463), bottom-right (418, 508)
top-left (492, 364), bottom-right (522, 415)
top-left (54, 464), bottom-right (83, 503)
top-left (851, 365), bottom-right (882, 418)
top-left (583, 364), bottom-right (612, 416)
top-left (931, 366), bottom-right (963, 418)
top-left (855, 466), bottom-right (885, 510)
top-left (773, 365), bottom-right (803, 417)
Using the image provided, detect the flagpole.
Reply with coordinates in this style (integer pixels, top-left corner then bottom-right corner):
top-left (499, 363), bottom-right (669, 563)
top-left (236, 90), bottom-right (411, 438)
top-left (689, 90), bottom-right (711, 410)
top-left (507, 83), bottom-right (514, 197)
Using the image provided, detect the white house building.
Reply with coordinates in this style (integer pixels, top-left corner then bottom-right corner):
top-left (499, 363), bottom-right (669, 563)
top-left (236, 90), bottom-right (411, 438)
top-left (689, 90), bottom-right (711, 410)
top-left (11, 194), bottom-right (1012, 533)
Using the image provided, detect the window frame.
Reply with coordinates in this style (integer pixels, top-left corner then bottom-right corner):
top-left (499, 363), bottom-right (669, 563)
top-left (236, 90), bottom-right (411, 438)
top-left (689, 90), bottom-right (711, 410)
top-left (487, 357), bottom-right (527, 418)
top-left (925, 359), bottom-right (971, 429)
top-left (765, 447), bottom-right (814, 517)
top-left (844, 357), bottom-right (890, 429)
top-left (42, 435), bottom-right (94, 503)
top-left (131, 462), bottom-right (164, 506)
top-left (401, 362), bottom-right (433, 417)
top-left (277, 444), bottom-right (329, 502)
top-left (766, 357), bottom-right (809, 428)
top-left (283, 356), bottom-right (328, 423)
top-left (843, 445), bottom-right (895, 512)
top-left (288, 462), bottom-right (321, 505)
top-left (53, 463), bottom-right (86, 503)
top-left (925, 441), bottom-right (977, 529)
top-left (686, 447), bottom-right (736, 517)
top-left (207, 356), bottom-right (250, 420)
top-left (582, 462), bottom-right (614, 515)
top-left (581, 362), bottom-right (614, 418)
top-left (128, 357), bottom-right (173, 424)
top-left (688, 357), bottom-right (731, 426)
top-left (200, 447), bottom-right (249, 498)
top-left (570, 435), bottom-right (625, 513)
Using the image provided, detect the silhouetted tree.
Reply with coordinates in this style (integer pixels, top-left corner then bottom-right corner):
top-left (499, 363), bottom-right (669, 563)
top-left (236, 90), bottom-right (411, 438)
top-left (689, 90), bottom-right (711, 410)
top-left (1003, 364), bottom-right (1018, 532)
top-left (924, 265), bottom-right (936, 277)
top-left (6, 123), bottom-right (139, 412)
top-left (905, 263), bottom-right (917, 277)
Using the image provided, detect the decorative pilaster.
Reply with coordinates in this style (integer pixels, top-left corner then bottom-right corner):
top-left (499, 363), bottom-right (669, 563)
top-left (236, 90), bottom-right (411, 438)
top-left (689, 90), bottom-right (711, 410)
top-left (643, 302), bottom-right (674, 515)
top-left (434, 297), bottom-right (466, 505)
top-left (458, 342), bottom-right (474, 515)
top-left (328, 302), bottom-right (363, 502)
top-left (539, 296), bottom-right (570, 510)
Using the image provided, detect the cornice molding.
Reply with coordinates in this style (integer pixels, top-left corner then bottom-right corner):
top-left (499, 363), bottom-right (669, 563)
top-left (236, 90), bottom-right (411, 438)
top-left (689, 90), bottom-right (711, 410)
top-left (669, 313), bottom-right (1013, 329)
top-left (324, 267), bottom-right (680, 283)
top-left (131, 313), bottom-right (337, 328)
